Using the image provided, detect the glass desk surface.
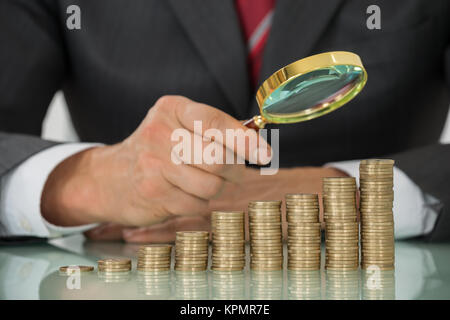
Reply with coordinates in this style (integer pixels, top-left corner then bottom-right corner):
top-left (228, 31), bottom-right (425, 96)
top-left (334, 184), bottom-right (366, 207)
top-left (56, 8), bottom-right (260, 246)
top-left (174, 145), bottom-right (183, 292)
top-left (1, 235), bottom-right (449, 300)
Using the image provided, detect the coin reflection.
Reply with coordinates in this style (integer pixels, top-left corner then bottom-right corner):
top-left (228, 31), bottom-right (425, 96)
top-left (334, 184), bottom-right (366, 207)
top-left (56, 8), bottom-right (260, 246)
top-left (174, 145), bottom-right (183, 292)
top-left (137, 270), bottom-right (171, 299)
top-left (98, 270), bottom-right (131, 283)
top-left (175, 271), bottom-right (209, 299)
top-left (288, 270), bottom-right (321, 300)
top-left (362, 269), bottom-right (395, 300)
top-left (326, 269), bottom-right (360, 300)
top-left (250, 270), bottom-right (283, 300)
top-left (211, 270), bottom-right (246, 300)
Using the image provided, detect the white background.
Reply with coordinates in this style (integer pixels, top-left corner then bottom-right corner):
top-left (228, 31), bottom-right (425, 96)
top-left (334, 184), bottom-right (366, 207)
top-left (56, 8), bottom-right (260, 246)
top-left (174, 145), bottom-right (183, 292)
top-left (41, 91), bottom-right (450, 144)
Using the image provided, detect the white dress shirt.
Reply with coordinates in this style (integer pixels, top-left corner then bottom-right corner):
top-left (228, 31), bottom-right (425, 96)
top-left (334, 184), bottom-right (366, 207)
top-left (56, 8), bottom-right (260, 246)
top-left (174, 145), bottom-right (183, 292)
top-left (0, 144), bottom-right (440, 239)
top-left (0, 143), bottom-right (99, 238)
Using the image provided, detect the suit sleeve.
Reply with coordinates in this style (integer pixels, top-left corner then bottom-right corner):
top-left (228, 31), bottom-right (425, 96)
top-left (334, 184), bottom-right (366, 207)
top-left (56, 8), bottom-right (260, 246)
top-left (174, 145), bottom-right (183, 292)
top-left (390, 17), bottom-right (450, 242)
top-left (0, 0), bottom-right (65, 177)
top-left (393, 144), bottom-right (450, 242)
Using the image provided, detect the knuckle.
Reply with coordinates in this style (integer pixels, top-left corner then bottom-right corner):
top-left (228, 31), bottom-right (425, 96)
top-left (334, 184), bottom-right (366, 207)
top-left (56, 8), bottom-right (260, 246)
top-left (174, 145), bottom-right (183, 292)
top-left (153, 95), bottom-right (184, 112)
top-left (140, 121), bottom-right (172, 142)
top-left (154, 95), bottom-right (172, 110)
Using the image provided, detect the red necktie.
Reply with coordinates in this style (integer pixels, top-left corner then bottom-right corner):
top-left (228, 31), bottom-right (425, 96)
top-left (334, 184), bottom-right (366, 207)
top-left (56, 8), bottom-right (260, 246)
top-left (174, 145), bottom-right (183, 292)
top-left (235, 0), bottom-right (275, 89)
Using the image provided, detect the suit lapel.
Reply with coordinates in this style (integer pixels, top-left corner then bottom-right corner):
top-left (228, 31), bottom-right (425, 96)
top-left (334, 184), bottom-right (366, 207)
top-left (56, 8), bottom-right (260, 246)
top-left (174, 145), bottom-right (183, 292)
top-left (167, 0), bottom-right (249, 118)
top-left (249, 0), bottom-right (344, 115)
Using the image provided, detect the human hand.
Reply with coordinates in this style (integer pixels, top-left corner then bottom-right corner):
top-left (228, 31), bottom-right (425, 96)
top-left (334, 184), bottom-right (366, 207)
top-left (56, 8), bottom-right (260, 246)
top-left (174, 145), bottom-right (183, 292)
top-left (41, 95), bottom-right (270, 228)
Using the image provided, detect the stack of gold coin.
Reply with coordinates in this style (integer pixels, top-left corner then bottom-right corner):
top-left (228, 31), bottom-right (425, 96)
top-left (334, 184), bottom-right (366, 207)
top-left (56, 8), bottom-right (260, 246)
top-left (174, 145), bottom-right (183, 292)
top-left (211, 211), bottom-right (245, 271)
top-left (323, 177), bottom-right (359, 270)
top-left (286, 194), bottom-right (321, 271)
top-left (359, 159), bottom-right (395, 270)
top-left (175, 231), bottom-right (209, 271)
top-left (97, 258), bottom-right (132, 273)
top-left (248, 201), bottom-right (283, 271)
top-left (137, 244), bottom-right (172, 272)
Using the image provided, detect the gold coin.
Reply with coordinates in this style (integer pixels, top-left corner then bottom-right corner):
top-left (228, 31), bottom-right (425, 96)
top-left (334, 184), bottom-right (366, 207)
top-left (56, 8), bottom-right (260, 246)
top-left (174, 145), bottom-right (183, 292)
top-left (249, 222), bottom-right (281, 227)
top-left (139, 244), bottom-right (172, 250)
top-left (212, 222), bottom-right (245, 226)
top-left (288, 222), bottom-right (321, 228)
top-left (288, 239), bottom-right (321, 244)
top-left (251, 252), bottom-right (283, 258)
top-left (285, 206), bottom-right (319, 210)
top-left (211, 266), bottom-right (244, 271)
top-left (98, 258), bottom-right (131, 265)
top-left (287, 211), bottom-right (319, 216)
top-left (250, 228), bottom-right (283, 234)
top-left (288, 220), bottom-right (320, 224)
top-left (285, 193), bottom-right (318, 199)
top-left (98, 267), bottom-right (131, 272)
top-left (360, 159), bottom-right (395, 166)
top-left (137, 255), bottom-right (171, 260)
top-left (288, 266), bottom-right (320, 271)
top-left (175, 266), bottom-right (206, 272)
top-left (176, 230), bottom-right (209, 236)
top-left (249, 200), bottom-right (281, 205)
top-left (212, 244), bottom-right (245, 248)
top-left (250, 262), bottom-right (284, 266)
top-left (59, 265), bottom-right (94, 274)
top-left (212, 210), bottom-right (244, 216)
top-left (360, 218), bottom-right (394, 224)
top-left (323, 177), bottom-right (356, 183)
top-left (323, 194), bottom-right (357, 200)
top-left (250, 266), bottom-right (283, 271)
top-left (326, 222), bottom-right (359, 227)
top-left (97, 267), bottom-right (131, 273)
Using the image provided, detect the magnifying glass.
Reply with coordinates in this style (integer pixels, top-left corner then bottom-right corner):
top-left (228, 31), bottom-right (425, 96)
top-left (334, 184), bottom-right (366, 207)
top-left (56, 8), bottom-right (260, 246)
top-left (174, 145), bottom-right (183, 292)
top-left (243, 51), bottom-right (367, 129)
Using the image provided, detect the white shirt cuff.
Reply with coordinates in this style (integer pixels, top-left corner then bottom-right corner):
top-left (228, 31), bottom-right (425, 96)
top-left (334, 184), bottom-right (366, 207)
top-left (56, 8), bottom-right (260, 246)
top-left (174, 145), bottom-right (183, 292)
top-left (0, 143), bottom-right (102, 238)
top-left (325, 159), bottom-right (439, 239)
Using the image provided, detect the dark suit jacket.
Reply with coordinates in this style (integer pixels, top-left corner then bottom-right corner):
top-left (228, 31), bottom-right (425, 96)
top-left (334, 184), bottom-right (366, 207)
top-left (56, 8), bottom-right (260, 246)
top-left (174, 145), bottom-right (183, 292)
top-left (1, 0), bottom-right (449, 240)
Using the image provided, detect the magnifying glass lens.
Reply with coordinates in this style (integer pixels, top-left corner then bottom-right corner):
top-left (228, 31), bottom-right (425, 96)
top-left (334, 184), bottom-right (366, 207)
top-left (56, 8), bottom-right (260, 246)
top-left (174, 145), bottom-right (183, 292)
top-left (245, 52), bottom-right (367, 129)
top-left (261, 64), bottom-right (365, 123)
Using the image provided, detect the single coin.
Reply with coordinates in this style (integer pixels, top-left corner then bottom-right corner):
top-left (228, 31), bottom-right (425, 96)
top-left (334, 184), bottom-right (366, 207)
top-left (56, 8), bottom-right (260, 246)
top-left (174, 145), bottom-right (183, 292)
top-left (59, 265), bottom-right (94, 274)
top-left (98, 258), bottom-right (131, 265)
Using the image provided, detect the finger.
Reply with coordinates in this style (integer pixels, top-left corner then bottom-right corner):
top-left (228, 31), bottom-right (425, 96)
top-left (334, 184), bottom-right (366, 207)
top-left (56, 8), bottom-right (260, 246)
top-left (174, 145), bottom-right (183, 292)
top-left (169, 130), bottom-right (247, 182)
top-left (163, 162), bottom-right (225, 200)
top-left (84, 223), bottom-right (125, 241)
top-left (123, 215), bottom-right (210, 243)
top-left (172, 96), bottom-right (271, 164)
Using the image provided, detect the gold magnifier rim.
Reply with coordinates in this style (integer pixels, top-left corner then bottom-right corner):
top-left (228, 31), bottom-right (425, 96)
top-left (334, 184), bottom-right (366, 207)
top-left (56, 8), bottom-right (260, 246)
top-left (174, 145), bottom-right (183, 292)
top-left (255, 51), bottom-right (367, 125)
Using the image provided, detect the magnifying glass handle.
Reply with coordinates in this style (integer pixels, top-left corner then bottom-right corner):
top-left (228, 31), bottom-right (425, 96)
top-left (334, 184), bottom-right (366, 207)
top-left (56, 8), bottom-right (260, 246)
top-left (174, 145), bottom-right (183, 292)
top-left (243, 115), bottom-right (266, 130)
top-left (243, 118), bottom-right (260, 130)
